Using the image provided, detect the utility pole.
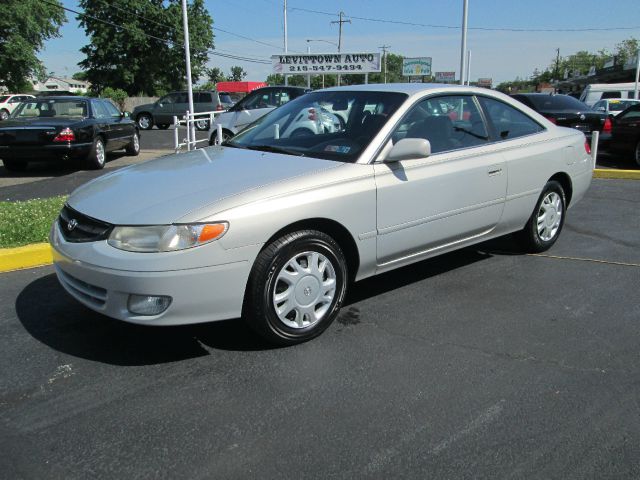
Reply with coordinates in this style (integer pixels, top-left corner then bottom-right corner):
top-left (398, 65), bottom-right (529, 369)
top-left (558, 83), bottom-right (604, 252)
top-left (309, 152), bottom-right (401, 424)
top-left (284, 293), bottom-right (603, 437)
top-left (379, 45), bottom-right (391, 83)
top-left (181, 0), bottom-right (195, 150)
top-left (459, 0), bottom-right (468, 85)
top-left (554, 48), bottom-right (560, 87)
top-left (331, 11), bottom-right (350, 86)
top-left (283, 0), bottom-right (288, 86)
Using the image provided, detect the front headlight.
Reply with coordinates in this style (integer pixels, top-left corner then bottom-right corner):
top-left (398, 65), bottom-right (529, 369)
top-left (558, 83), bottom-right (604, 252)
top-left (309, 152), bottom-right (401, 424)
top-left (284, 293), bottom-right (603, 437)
top-left (107, 222), bottom-right (228, 252)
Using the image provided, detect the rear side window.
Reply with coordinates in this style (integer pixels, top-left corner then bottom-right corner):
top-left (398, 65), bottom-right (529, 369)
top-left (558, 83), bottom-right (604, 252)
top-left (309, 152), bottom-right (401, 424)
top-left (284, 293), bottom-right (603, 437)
top-left (479, 97), bottom-right (544, 140)
top-left (195, 92), bottom-right (213, 103)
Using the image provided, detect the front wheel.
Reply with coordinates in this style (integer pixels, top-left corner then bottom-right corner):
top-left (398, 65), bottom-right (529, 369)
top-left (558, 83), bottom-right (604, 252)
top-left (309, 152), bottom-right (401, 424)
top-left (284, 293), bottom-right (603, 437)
top-left (0, 109), bottom-right (9, 121)
top-left (85, 137), bottom-right (106, 170)
top-left (195, 119), bottom-right (209, 131)
top-left (209, 130), bottom-right (232, 145)
top-left (243, 230), bottom-right (348, 345)
top-left (516, 180), bottom-right (566, 253)
top-left (136, 113), bottom-right (153, 130)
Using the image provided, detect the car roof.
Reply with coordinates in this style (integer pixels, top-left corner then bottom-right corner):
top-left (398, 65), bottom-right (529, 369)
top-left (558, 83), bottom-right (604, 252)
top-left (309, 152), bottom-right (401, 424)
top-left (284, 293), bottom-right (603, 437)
top-left (320, 83), bottom-right (494, 94)
top-left (33, 96), bottom-right (91, 101)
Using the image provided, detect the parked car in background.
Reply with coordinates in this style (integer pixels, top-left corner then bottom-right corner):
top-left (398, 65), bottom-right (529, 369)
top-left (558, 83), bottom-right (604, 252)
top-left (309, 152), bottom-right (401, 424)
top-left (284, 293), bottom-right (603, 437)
top-left (511, 93), bottom-right (610, 143)
top-left (601, 103), bottom-right (640, 167)
top-left (209, 86), bottom-right (310, 144)
top-left (592, 98), bottom-right (640, 117)
top-left (0, 96), bottom-right (139, 172)
top-left (132, 90), bottom-right (225, 131)
top-left (0, 94), bottom-right (36, 121)
top-left (579, 82), bottom-right (640, 107)
top-left (51, 84), bottom-right (592, 346)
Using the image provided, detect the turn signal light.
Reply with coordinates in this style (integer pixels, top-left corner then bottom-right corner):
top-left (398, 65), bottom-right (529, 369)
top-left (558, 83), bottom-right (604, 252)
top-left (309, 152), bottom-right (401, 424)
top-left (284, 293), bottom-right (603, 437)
top-left (584, 140), bottom-right (591, 154)
top-left (216, 104), bottom-right (224, 111)
top-left (602, 117), bottom-right (612, 134)
top-left (53, 128), bottom-right (76, 142)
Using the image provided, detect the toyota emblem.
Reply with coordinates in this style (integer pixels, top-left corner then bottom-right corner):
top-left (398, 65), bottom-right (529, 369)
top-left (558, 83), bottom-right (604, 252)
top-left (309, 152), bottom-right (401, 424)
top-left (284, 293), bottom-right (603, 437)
top-left (67, 219), bottom-right (78, 231)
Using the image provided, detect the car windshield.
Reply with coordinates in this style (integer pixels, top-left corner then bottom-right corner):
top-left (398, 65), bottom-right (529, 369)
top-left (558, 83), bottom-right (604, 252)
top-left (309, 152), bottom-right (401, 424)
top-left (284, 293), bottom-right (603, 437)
top-left (12, 99), bottom-right (88, 119)
top-left (609, 99), bottom-right (639, 111)
top-left (228, 90), bottom-right (408, 163)
top-left (527, 95), bottom-right (591, 111)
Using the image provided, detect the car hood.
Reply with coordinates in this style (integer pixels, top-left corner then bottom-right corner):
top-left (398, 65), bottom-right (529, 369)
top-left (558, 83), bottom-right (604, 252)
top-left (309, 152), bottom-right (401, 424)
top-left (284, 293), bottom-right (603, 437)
top-left (67, 146), bottom-right (343, 224)
top-left (132, 103), bottom-right (154, 113)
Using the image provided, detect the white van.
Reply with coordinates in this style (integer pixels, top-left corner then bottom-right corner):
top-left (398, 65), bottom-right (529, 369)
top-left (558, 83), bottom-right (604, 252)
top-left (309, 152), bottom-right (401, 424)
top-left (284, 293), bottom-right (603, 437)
top-left (580, 83), bottom-right (640, 106)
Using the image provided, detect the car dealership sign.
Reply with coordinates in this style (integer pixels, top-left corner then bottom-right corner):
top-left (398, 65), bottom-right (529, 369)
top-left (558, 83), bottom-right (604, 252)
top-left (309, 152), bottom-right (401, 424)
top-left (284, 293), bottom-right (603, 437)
top-left (402, 57), bottom-right (432, 76)
top-left (272, 53), bottom-right (381, 74)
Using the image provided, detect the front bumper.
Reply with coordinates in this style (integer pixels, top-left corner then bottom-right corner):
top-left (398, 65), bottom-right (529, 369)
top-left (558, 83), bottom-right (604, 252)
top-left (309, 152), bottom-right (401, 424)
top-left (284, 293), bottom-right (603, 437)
top-left (50, 222), bottom-right (257, 326)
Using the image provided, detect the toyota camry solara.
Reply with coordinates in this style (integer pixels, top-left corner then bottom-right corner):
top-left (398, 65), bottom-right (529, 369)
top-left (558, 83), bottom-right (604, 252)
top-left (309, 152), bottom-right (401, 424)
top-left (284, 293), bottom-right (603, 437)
top-left (51, 84), bottom-right (593, 345)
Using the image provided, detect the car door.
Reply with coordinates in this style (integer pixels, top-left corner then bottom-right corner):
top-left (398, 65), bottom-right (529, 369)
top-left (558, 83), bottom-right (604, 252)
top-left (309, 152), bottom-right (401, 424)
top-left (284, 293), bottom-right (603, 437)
top-left (233, 88), bottom-right (279, 131)
top-left (102, 100), bottom-right (131, 149)
top-left (171, 92), bottom-right (189, 121)
top-left (90, 99), bottom-right (115, 147)
top-left (153, 93), bottom-right (180, 124)
top-left (374, 94), bottom-right (506, 267)
top-left (611, 105), bottom-right (640, 152)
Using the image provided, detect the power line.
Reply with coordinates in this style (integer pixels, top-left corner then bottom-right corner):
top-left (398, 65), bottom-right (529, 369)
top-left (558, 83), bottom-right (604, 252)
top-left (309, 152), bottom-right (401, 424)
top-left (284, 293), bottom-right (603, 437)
top-left (289, 5), bottom-right (640, 32)
top-left (41, 0), bottom-right (271, 64)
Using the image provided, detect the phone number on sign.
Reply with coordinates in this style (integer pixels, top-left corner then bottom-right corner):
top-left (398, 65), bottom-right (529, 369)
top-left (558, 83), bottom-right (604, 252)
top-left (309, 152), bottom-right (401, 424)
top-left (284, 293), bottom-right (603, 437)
top-left (288, 65), bottom-right (364, 72)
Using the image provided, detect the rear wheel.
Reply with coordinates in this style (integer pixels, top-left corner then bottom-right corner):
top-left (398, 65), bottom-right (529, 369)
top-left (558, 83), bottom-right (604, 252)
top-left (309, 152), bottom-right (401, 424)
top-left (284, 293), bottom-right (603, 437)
top-left (136, 113), bottom-right (153, 130)
top-left (516, 180), bottom-right (566, 253)
top-left (85, 137), bottom-right (106, 170)
top-left (125, 132), bottom-right (140, 156)
top-left (243, 230), bottom-right (348, 345)
top-left (2, 159), bottom-right (28, 172)
top-left (0, 109), bottom-right (9, 121)
top-left (195, 119), bottom-right (210, 131)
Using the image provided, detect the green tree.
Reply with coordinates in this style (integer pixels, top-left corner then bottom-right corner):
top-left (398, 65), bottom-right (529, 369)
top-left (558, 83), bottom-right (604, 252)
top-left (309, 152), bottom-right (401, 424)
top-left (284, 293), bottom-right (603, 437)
top-left (78, 0), bottom-right (214, 95)
top-left (227, 66), bottom-right (247, 82)
top-left (100, 86), bottom-right (128, 110)
top-left (368, 53), bottom-right (404, 84)
top-left (206, 67), bottom-right (225, 84)
top-left (614, 37), bottom-right (639, 65)
top-left (0, 0), bottom-right (66, 91)
top-left (72, 71), bottom-right (89, 81)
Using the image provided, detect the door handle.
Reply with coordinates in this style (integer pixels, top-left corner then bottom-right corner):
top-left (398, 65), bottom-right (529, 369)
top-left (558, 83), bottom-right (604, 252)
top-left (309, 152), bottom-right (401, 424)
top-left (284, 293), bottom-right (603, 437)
top-left (487, 168), bottom-right (502, 176)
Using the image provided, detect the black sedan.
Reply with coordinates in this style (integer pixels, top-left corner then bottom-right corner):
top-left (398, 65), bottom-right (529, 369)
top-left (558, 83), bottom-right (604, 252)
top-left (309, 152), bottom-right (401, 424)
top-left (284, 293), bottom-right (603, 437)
top-left (511, 93), bottom-right (610, 143)
top-left (602, 103), bottom-right (640, 167)
top-left (0, 96), bottom-right (139, 172)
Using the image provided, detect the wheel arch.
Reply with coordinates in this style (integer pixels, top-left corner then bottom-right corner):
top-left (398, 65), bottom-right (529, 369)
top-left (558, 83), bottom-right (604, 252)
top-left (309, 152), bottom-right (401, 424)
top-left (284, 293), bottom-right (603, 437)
top-left (548, 172), bottom-right (573, 206)
top-left (260, 218), bottom-right (360, 282)
top-left (209, 127), bottom-right (235, 144)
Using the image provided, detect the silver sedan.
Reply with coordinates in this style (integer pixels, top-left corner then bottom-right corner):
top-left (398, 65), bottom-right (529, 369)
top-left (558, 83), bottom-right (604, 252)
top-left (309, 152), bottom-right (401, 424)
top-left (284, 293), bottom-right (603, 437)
top-left (50, 84), bottom-right (593, 345)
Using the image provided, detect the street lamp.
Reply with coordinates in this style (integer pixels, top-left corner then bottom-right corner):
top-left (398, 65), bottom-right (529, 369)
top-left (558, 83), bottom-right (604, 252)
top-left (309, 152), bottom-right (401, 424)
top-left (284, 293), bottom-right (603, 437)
top-left (306, 39), bottom-right (339, 89)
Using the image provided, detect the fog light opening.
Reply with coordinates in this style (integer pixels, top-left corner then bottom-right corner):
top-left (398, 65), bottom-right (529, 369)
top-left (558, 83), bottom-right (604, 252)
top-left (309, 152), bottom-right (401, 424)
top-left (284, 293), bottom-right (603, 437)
top-left (127, 294), bottom-right (172, 316)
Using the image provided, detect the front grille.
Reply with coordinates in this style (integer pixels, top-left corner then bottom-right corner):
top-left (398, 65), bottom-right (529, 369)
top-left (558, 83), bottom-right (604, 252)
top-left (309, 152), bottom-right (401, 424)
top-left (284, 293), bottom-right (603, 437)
top-left (55, 266), bottom-right (107, 308)
top-left (58, 204), bottom-right (113, 243)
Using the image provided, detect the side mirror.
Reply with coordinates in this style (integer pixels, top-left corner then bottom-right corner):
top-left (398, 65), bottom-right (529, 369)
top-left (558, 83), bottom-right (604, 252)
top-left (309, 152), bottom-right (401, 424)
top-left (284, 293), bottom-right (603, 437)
top-left (121, 111), bottom-right (131, 118)
top-left (384, 138), bottom-right (431, 163)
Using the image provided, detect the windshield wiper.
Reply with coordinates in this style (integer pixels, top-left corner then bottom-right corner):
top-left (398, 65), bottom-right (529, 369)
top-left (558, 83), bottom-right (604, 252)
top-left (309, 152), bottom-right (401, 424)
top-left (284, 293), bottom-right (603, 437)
top-left (246, 145), bottom-right (305, 156)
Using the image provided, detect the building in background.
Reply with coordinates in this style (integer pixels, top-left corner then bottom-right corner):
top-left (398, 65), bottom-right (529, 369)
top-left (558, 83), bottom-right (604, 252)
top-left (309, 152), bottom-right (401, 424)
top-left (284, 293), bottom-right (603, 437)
top-left (31, 76), bottom-right (91, 95)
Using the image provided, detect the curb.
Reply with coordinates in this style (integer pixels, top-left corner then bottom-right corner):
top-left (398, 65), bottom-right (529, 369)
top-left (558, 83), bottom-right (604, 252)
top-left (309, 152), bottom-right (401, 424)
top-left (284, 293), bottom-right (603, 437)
top-left (593, 168), bottom-right (640, 180)
top-left (0, 243), bottom-right (52, 273)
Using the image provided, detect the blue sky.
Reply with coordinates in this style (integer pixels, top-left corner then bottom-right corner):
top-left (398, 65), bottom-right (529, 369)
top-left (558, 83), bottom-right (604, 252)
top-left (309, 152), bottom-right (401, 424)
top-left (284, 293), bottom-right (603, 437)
top-left (42, 0), bottom-right (640, 85)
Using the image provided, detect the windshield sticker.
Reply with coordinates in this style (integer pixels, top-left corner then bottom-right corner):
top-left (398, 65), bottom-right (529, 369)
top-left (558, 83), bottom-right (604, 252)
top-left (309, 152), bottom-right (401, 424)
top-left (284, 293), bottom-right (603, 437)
top-left (324, 145), bottom-right (351, 153)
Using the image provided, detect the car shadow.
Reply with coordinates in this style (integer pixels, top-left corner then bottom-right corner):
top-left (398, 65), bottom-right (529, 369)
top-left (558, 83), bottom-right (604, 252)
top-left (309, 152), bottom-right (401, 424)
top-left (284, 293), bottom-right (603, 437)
top-left (0, 152), bottom-right (128, 177)
top-left (15, 237), bottom-right (517, 366)
top-left (596, 151), bottom-right (637, 170)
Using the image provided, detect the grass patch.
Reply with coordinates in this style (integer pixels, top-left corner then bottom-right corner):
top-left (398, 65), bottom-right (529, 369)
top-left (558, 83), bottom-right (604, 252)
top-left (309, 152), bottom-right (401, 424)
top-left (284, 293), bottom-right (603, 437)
top-left (0, 196), bottom-right (67, 248)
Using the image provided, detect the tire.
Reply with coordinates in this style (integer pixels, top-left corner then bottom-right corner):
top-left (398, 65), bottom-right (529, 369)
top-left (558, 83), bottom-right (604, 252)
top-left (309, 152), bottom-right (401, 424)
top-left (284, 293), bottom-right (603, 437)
top-left (243, 230), bottom-right (348, 345)
top-left (209, 130), bottom-right (232, 146)
top-left (634, 140), bottom-right (640, 168)
top-left (125, 132), bottom-right (140, 156)
top-left (0, 109), bottom-right (9, 121)
top-left (156, 123), bottom-right (170, 130)
top-left (2, 159), bottom-right (28, 172)
top-left (195, 119), bottom-right (210, 131)
top-left (136, 113), bottom-right (153, 130)
top-left (85, 137), bottom-right (106, 170)
top-left (516, 180), bottom-right (566, 253)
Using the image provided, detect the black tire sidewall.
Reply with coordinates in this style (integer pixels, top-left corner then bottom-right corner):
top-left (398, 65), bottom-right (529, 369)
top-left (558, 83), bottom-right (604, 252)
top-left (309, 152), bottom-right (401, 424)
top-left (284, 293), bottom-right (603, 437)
top-left (126, 132), bottom-right (140, 155)
top-left (246, 231), bottom-right (348, 344)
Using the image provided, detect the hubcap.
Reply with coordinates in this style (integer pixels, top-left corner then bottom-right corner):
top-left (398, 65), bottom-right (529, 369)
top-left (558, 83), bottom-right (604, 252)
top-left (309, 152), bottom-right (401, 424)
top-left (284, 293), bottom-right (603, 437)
top-left (96, 141), bottom-right (105, 165)
top-left (133, 134), bottom-right (139, 152)
top-left (138, 116), bottom-right (150, 129)
top-left (272, 250), bottom-right (337, 329)
top-left (536, 192), bottom-right (562, 241)
top-left (0, 111), bottom-right (7, 120)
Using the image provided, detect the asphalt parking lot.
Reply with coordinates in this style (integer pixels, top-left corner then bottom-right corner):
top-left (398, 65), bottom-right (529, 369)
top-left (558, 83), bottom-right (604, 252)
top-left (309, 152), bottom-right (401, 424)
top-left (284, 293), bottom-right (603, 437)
top-left (1, 178), bottom-right (639, 478)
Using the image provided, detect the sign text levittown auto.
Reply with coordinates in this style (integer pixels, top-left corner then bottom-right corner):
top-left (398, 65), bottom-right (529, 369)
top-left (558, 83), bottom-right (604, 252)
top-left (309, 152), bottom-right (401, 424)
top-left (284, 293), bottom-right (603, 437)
top-left (272, 53), bottom-right (382, 74)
